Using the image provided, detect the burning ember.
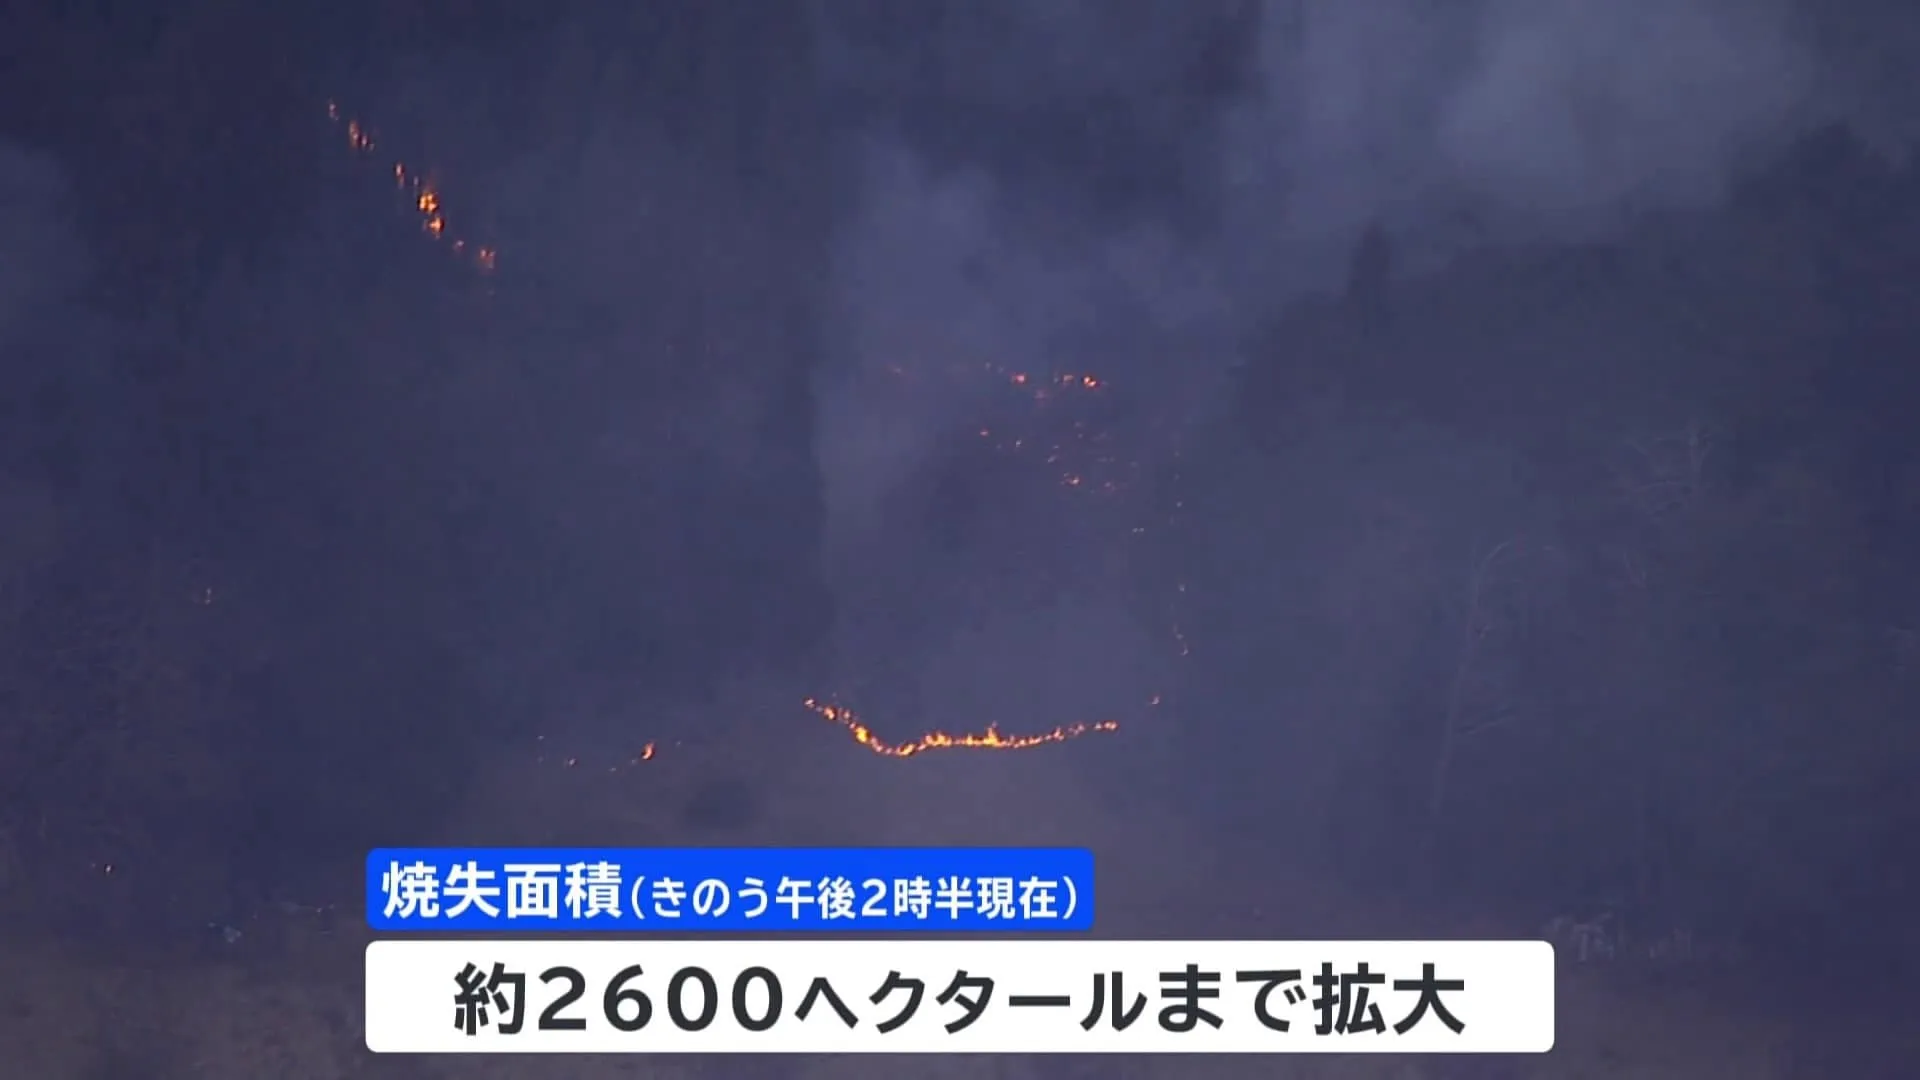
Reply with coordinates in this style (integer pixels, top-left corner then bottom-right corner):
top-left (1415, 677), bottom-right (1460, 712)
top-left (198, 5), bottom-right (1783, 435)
top-left (539, 739), bottom-right (658, 774)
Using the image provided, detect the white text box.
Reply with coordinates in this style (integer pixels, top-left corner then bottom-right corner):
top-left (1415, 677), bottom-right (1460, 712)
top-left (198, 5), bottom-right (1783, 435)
top-left (365, 938), bottom-right (1555, 1054)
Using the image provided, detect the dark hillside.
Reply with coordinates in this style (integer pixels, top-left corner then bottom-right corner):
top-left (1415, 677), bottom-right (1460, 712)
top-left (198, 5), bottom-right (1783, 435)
top-left (1208, 125), bottom-right (1920, 975)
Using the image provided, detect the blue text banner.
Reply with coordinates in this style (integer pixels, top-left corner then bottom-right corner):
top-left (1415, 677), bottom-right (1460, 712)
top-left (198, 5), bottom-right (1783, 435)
top-left (366, 847), bottom-right (1095, 932)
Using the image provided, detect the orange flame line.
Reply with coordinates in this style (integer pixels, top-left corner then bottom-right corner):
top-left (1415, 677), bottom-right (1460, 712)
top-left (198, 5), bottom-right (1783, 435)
top-left (325, 100), bottom-right (496, 273)
top-left (534, 700), bottom-right (1135, 774)
top-left (802, 698), bottom-right (1118, 758)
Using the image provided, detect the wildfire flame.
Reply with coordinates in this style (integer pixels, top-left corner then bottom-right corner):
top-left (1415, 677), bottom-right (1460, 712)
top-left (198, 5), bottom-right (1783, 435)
top-left (314, 102), bottom-right (1192, 772)
top-left (326, 100), bottom-right (497, 273)
top-left (529, 700), bottom-right (1128, 775)
top-left (506, 346), bottom-right (1182, 772)
top-left (803, 698), bottom-right (1118, 757)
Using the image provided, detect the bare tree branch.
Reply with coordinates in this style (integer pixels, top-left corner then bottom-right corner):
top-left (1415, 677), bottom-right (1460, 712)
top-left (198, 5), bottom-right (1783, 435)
top-left (1615, 419), bottom-right (1716, 523)
top-left (1426, 537), bottom-right (1532, 857)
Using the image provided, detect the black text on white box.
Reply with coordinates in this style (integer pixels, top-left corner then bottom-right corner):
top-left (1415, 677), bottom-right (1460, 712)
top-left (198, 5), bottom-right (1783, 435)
top-left (364, 938), bottom-right (1555, 1054)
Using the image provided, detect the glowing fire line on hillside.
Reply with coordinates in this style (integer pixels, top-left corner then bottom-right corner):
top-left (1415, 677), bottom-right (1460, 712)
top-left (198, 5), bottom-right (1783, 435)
top-left (326, 100), bottom-right (496, 273)
top-left (542, 699), bottom-right (1131, 773)
top-left (803, 698), bottom-right (1119, 757)
top-left (318, 103), bottom-right (1186, 771)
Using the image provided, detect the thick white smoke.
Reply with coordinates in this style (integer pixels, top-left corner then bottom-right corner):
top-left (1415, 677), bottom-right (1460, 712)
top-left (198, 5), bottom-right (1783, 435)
top-left (800, 0), bottom-right (1882, 817)
top-left (1220, 0), bottom-right (1819, 287)
top-left (815, 0), bottom-right (1836, 524)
